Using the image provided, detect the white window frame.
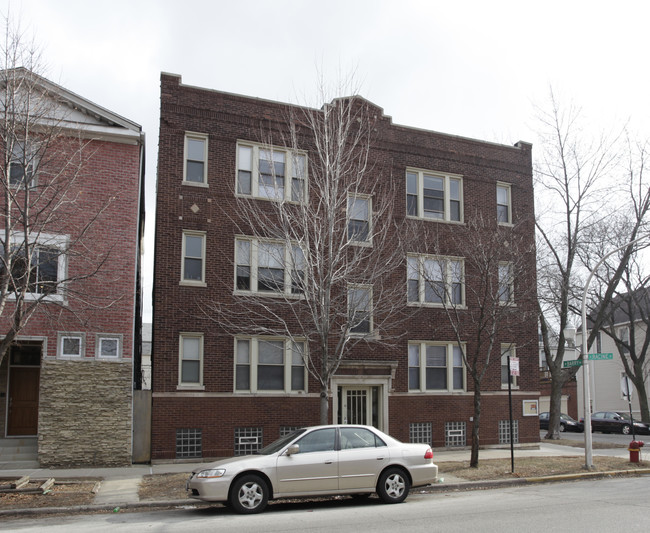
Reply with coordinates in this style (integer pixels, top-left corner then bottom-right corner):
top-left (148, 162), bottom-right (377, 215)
top-left (617, 326), bottom-right (630, 354)
top-left (347, 194), bottom-right (372, 245)
top-left (348, 284), bottom-right (373, 336)
top-left (408, 341), bottom-right (466, 393)
top-left (234, 237), bottom-right (304, 296)
top-left (497, 182), bottom-right (512, 225)
top-left (406, 168), bottom-right (463, 223)
top-left (181, 230), bottom-right (206, 286)
top-left (183, 132), bottom-right (208, 186)
top-left (498, 261), bottom-right (514, 305)
top-left (236, 141), bottom-right (308, 202)
top-left (501, 344), bottom-right (518, 389)
top-left (9, 139), bottom-right (38, 188)
top-left (2, 231), bottom-right (68, 303)
top-left (95, 334), bottom-right (122, 360)
top-left (178, 332), bottom-right (204, 389)
top-left (234, 336), bottom-right (307, 394)
top-left (57, 332), bottom-right (85, 359)
top-left (407, 254), bottom-right (465, 307)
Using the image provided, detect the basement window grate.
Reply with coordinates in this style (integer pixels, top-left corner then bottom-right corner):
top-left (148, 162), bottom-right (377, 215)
top-left (498, 419), bottom-right (519, 444)
top-left (176, 428), bottom-right (202, 459)
top-left (234, 427), bottom-right (263, 455)
top-left (409, 422), bottom-right (432, 445)
top-left (445, 422), bottom-right (467, 447)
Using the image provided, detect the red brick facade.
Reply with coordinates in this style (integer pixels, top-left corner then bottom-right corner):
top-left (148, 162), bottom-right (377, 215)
top-left (152, 73), bottom-right (538, 460)
top-left (0, 71), bottom-right (144, 466)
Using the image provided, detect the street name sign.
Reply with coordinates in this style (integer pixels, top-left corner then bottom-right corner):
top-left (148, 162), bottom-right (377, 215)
top-left (563, 359), bottom-right (583, 368)
top-left (588, 353), bottom-right (613, 360)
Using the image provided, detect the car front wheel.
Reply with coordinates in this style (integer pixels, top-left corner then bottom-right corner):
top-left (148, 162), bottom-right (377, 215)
top-left (622, 424), bottom-right (631, 435)
top-left (377, 467), bottom-right (410, 504)
top-left (230, 475), bottom-right (269, 514)
top-left (559, 424), bottom-right (566, 432)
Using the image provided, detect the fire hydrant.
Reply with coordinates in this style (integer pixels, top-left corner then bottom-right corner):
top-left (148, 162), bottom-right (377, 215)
top-left (628, 440), bottom-right (644, 463)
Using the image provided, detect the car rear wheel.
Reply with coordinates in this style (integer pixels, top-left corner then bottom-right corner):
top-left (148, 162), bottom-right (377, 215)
top-left (230, 475), bottom-right (269, 514)
top-left (622, 424), bottom-right (632, 435)
top-left (377, 467), bottom-right (410, 504)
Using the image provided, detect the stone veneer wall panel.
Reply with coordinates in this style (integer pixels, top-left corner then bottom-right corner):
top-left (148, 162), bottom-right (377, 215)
top-left (38, 359), bottom-right (132, 467)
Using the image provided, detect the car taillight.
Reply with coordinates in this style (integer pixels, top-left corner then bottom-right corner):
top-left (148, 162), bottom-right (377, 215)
top-left (424, 447), bottom-right (433, 460)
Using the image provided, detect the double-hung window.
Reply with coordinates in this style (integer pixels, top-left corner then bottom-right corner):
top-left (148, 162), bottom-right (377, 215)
top-left (498, 261), bottom-right (514, 304)
top-left (406, 169), bottom-right (462, 222)
top-left (235, 237), bottom-right (305, 296)
top-left (348, 285), bottom-right (372, 334)
top-left (184, 133), bottom-right (208, 185)
top-left (408, 342), bottom-right (465, 392)
top-left (348, 195), bottom-right (371, 244)
top-left (2, 232), bottom-right (68, 301)
top-left (179, 333), bottom-right (204, 388)
top-left (497, 183), bottom-right (512, 224)
top-left (407, 254), bottom-right (464, 306)
top-left (181, 231), bottom-right (206, 285)
top-left (500, 344), bottom-right (517, 389)
top-left (237, 142), bottom-right (307, 202)
top-left (9, 140), bottom-right (37, 188)
top-left (235, 337), bottom-right (306, 393)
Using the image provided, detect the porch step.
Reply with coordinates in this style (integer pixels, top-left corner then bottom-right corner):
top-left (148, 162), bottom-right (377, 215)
top-left (0, 438), bottom-right (38, 468)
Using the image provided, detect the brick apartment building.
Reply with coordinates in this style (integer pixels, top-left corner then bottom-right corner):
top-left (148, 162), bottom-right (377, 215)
top-left (0, 69), bottom-right (145, 467)
top-left (152, 73), bottom-right (538, 460)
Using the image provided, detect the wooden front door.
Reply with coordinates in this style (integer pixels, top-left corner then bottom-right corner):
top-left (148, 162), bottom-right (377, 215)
top-left (7, 366), bottom-right (40, 436)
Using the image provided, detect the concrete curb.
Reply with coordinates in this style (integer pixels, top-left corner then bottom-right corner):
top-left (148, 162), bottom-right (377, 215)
top-left (2, 469), bottom-right (649, 519)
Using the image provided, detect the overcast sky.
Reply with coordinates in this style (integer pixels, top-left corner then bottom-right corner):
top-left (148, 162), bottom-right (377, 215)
top-left (4, 0), bottom-right (650, 321)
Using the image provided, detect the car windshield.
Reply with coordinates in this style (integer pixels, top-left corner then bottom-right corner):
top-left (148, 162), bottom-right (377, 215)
top-left (616, 413), bottom-right (633, 421)
top-left (256, 429), bottom-right (307, 455)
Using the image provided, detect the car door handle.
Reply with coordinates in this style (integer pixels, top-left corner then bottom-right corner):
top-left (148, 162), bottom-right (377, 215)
top-left (325, 460), bottom-right (333, 464)
top-left (376, 457), bottom-right (385, 460)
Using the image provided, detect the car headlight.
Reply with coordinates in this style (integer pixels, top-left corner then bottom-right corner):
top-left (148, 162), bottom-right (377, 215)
top-left (196, 468), bottom-right (226, 478)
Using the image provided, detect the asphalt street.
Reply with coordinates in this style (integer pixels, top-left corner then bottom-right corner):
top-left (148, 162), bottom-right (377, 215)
top-left (2, 476), bottom-right (649, 532)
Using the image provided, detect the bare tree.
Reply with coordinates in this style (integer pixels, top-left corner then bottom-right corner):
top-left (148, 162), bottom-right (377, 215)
top-left (600, 274), bottom-right (650, 422)
top-left (203, 83), bottom-right (416, 424)
top-left (536, 90), bottom-right (647, 439)
top-left (0, 18), bottom-right (119, 367)
top-left (419, 214), bottom-right (536, 467)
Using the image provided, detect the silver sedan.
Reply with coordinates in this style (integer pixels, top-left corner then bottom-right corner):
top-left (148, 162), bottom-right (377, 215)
top-left (186, 424), bottom-right (439, 513)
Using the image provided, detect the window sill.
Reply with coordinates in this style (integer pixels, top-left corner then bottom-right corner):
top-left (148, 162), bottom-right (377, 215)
top-left (233, 289), bottom-right (302, 299)
top-left (177, 384), bottom-right (205, 391)
top-left (407, 302), bottom-right (466, 309)
top-left (180, 280), bottom-right (207, 288)
top-left (348, 240), bottom-right (373, 248)
top-left (182, 180), bottom-right (209, 188)
top-left (406, 215), bottom-right (465, 225)
top-left (234, 390), bottom-right (307, 395)
top-left (235, 192), bottom-right (306, 205)
top-left (408, 390), bottom-right (468, 394)
top-left (497, 221), bottom-right (514, 227)
top-left (501, 385), bottom-right (519, 390)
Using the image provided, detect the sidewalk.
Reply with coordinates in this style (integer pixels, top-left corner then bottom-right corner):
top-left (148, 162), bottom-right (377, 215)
top-left (0, 443), bottom-right (644, 517)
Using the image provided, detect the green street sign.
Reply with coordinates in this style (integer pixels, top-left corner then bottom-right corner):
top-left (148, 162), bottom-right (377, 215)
top-left (563, 359), bottom-right (583, 368)
top-left (588, 353), bottom-right (613, 361)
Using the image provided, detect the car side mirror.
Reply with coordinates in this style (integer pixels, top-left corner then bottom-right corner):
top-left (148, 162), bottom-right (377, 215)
top-left (285, 444), bottom-right (300, 456)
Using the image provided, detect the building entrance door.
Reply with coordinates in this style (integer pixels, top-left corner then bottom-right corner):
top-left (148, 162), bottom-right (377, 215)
top-left (6, 343), bottom-right (41, 436)
top-left (338, 386), bottom-right (380, 429)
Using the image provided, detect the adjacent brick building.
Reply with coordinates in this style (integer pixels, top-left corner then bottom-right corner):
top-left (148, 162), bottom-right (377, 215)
top-left (0, 69), bottom-right (145, 466)
top-left (152, 73), bottom-right (538, 460)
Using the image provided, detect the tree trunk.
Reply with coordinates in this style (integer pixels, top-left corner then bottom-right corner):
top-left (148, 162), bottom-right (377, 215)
top-left (632, 374), bottom-right (650, 422)
top-left (470, 389), bottom-right (481, 467)
top-left (545, 368), bottom-right (569, 439)
top-left (319, 385), bottom-right (329, 425)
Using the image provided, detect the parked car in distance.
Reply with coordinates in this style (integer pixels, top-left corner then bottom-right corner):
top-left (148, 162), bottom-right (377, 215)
top-left (186, 424), bottom-right (438, 514)
top-left (581, 411), bottom-right (650, 435)
top-left (538, 412), bottom-right (584, 433)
